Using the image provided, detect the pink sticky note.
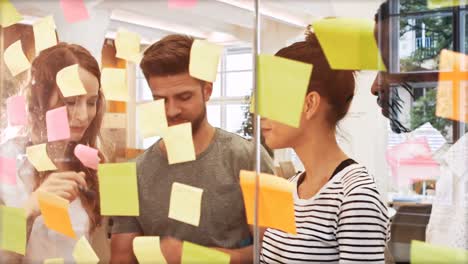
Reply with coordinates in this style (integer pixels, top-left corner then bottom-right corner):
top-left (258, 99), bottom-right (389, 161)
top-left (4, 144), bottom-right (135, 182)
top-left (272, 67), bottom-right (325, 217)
top-left (59, 0), bottom-right (89, 23)
top-left (168, 0), bottom-right (197, 8)
top-left (0, 156), bottom-right (17, 185)
top-left (46, 106), bottom-right (70, 142)
top-left (74, 144), bottom-right (100, 170)
top-left (7, 95), bottom-right (27, 127)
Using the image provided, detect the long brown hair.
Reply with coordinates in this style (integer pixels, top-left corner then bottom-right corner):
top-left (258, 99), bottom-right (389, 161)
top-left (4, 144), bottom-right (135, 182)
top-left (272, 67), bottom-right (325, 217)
top-left (25, 43), bottom-right (105, 232)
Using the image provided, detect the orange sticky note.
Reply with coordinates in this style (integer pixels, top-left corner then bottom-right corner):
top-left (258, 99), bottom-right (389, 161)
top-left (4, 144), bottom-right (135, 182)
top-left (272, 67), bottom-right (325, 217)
top-left (240, 170), bottom-right (297, 234)
top-left (436, 49), bottom-right (468, 123)
top-left (37, 191), bottom-right (76, 238)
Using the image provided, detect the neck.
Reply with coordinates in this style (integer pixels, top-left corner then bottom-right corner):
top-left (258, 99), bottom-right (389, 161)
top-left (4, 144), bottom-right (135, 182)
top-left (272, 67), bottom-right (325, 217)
top-left (191, 119), bottom-right (215, 155)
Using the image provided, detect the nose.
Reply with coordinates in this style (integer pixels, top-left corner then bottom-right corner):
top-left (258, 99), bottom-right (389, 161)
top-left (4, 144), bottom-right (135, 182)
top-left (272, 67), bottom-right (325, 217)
top-left (165, 99), bottom-right (182, 119)
top-left (69, 100), bottom-right (87, 126)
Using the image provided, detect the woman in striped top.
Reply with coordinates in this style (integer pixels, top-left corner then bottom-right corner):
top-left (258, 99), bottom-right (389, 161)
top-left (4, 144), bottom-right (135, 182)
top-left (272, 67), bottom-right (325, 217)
top-left (259, 31), bottom-right (390, 263)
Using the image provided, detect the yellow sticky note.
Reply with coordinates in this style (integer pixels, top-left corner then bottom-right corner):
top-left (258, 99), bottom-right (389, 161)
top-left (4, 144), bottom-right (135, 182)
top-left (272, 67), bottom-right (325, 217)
top-left (164, 123), bottom-right (196, 164)
top-left (101, 68), bottom-right (129, 102)
top-left (26, 143), bottom-right (57, 172)
top-left (428, 0), bottom-right (467, 9)
top-left (33, 16), bottom-right (57, 54)
top-left (312, 18), bottom-right (386, 71)
top-left (43, 258), bottom-right (65, 264)
top-left (37, 191), bottom-right (76, 238)
top-left (168, 182), bottom-right (203, 226)
top-left (0, 206), bottom-right (26, 255)
top-left (240, 170), bottom-right (297, 234)
top-left (0, 0), bottom-right (22, 27)
top-left (56, 64), bottom-right (87, 97)
top-left (189, 39), bottom-right (223, 82)
top-left (137, 99), bottom-right (168, 138)
top-left (410, 240), bottom-right (468, 264)
top-left (257, 54), bottom-right (312, 128)
top-left (115, 28), bottom-right (141, 63)
top-left (182, 241), bottom-right (230, 264)
top-left (133, 236), bottom-right (167, 264)
top-left (436, 49), bottom-right (468, 123)
top-left (4, 40), bottom-right (31, 77)
top-left (72, 236), bottom-right (100, 264)
top-left (98, 162), bottom-right (139, 216)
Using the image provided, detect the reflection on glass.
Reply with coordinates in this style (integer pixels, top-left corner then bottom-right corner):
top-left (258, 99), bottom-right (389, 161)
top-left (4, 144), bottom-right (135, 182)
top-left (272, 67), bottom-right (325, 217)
top-left (212, 74), bottom-right (222, 98)
top-left (226, 104), bottom-right (247, 135)
top-left (226, 72), bottom-right (252, 97)
top-left (226, 53), bottom-right (252, 71)
top-left (207, 104), bottom-right (221, 128)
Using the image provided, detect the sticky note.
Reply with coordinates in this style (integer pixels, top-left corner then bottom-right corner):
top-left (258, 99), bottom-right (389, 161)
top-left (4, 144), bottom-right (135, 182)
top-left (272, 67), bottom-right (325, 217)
top-left (312, 18), bottom-right (386, 71)
top-left (136, 100), bottom-right (168, 138)
top-left (189, 39), bottom-right (223, 82)
top-left (436, 49), bottom-right (468, 123)
top-left (0, 206), bottom-right (26, 255)
top-left (168, 0), bottom-right (198, 8)
top-left (240, 170), bottom-right (297, 234)
top-left (26, 143), bottom-right (57, 171)
top-left (182, 241), bottom-right (230, 264)
top-left (0, 156), bottom-right (16, 185)
top-left (0, 0), bottom-right (22, 27)
top-left (115, 28), bottom-right (141, 63)
top-left (33, 16), bottom-right (57, 54)
top-left (168, 182), bottom-right (203, 226)
top-left (43, 258), bottom-right (65, 264)
top-left (101, 68), bottom-right (129, 102)
top-left (257, 54), bottom-right (312, 128)
top-left (72, 236), bottom-right (99, 264)
top-left (56, 64), bottom-right (87, 97)
top-left (37, 191), bottom-right (76, 238)
top-left (74, 144), bottom-right (100, 170)
top-left (4, 40), bottom-right (31, 77)
top-left (410, 240), bottom-right (468, 264)
top-left (164, 123), bottom-right (196, 164)
top-left (46, 106), bottom-right (70, 142)
top-left (133, 236), bottom-right (167, 264)
top-left (6, 95), bottom-right (27, 126)
top-left (98, 162), bottom-right (139, 216)
top-left (59, 0), bottom-right (89, 23)
top-left (428, 0), bottom-right (467, 9)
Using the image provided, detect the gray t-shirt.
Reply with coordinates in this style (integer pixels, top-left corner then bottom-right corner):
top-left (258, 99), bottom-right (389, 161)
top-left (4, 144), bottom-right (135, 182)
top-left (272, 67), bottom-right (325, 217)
top-left (112, 128), bottom-right (274, 248)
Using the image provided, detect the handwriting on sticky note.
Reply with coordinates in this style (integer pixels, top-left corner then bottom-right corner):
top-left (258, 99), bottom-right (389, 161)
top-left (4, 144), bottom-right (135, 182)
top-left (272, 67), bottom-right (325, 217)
top-left (410, 240), bottom-right (468, 264)
top-left (168, 182), bottom-right (203, 226)
top-left (136, 99), bottom-right (168, 138)
top-left (7, 95), bottom-right (27, 126)
top-left (182, 241), bottom-right (230, 264)
top-left (46, 106), bottom-right (70, 142)
top-left (189, 39), bottom-right (223, 82)
top-left (240, 170), bottom-right (297, 234)
top-left (26, 143), bottom-right (57, 172)
top-left (164, 123), bottom-right (196, 164)
top-left (0, 206), bottom-right (26, 255)
top-left (0, 0), bottom-right (23, 27)
top-left (0, 156), bottom-right (16, 185)
top-left (4, 40), bottom-right (31, 77)
top-left (257, 54), bottom-right (312, 128)
top-left (115, 28), bottom-right (141, 63)
top-left (133, 236), bottom-right (167, 264)
top-left (74, 144), bottom-right (100, 170)
top-left (56, 64), bottom-right (87, 97)
top-left (37, 191), bottom-right (76, 238)
top-left (59, 0), bottom-right (89, 23)
top-left (98, 163), bottom-right (139, 216)
top-left (33, 16), bottom-right (57, 54)
top-left (312, 18), bottom-right (386, 70)
top-left (73, 236), bottom-right (99, 264)
top-left (101, 68), bottom-right (129, 102)
top-left (44, 258), bottom-right (65, 264)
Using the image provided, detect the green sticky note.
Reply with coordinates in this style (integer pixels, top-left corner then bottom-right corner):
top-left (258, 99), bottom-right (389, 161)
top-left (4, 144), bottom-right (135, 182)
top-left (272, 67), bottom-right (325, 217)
top-left (182, 241), bottom-right (230, 264)
top-left (257, 54), bottom-right (312, 128)
top-left (428, 0), bottom-right (467, 9)
top-left (133, 236), bottom-right (167, 264)
top-left (0, 206), bottom-right (26, 255)
top-left (410, 240), bottom-right (468, 264)
top-left (189, 39), bottom-right (223, 82)
top-left (312, 18), bottom-right (386, 71)
top-left (0, 0), bottom-right (23, 27)
top-left (98, 162), bottom-right (139, 216)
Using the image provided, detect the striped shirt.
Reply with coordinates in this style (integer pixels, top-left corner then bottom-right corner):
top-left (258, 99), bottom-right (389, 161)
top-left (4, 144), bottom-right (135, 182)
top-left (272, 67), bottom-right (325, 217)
top-left (260, 163), bottom-right (390, 263)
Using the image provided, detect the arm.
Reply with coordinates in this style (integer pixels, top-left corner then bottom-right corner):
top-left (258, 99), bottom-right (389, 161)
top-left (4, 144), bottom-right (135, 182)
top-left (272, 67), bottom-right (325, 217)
top-left (110, 233), bottom-right (141, 264)
top-left (215, 226), bottom-right (267, 264)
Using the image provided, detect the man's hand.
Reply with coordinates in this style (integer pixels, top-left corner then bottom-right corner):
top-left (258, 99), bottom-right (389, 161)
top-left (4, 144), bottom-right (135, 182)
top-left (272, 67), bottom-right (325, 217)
top-left (160, 236), bottom-right (183, 264)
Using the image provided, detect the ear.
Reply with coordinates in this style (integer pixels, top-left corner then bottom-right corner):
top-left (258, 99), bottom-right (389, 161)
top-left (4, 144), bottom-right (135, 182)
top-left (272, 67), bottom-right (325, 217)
top-left (303, 91), bottom-right (320, 120)
top-left (202, 82), bottom-right (213, 102)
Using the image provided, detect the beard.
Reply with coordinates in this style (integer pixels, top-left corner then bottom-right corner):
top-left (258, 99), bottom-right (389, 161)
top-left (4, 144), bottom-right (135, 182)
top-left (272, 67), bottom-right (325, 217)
top-left (190, 105), bottom-right (207, 135)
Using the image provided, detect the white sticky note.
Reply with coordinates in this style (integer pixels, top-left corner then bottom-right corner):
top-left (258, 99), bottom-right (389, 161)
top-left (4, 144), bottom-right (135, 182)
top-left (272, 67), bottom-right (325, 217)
top-left (133, 236), bottom-right (167, 264)
top-left (168, 182), bottom-right (203, 226)
top-left (26, 143), bottom-right (57, 172)
top-left (164, 123), bottom-right (196, 165)
top-left (56, 64), bottom-right (87, 97)
top-left (189, 39), bottom-right (223, 82)
top-left (72, 236), bottom-right (99, 264)
top-left (115, 28), bottom-right (141, 63)
top-left (33, 15), bottom-right (57, 54)
top-left (136, 99), bottom-right (168, 138)
top-left (4, 40), bottom-right (31, 77)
